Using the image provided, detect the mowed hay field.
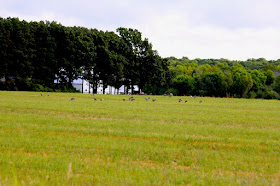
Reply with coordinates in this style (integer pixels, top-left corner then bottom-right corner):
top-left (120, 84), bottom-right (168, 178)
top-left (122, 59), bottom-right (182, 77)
top-left (0, 91), bottom-right (280, 185)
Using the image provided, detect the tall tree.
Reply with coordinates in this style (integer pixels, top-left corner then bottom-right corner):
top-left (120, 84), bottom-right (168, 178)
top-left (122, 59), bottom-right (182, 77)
top-left (0, 18), bottom-right (7, 81)
top-left (249, 70), bottom-right (267, 92)
top-left (116, 27), bottom-right (142, 94)
top-left (1, 18), bottom-right (34, 90)
top-left (29, 21), bottom-right (57, 87)
top-left (264, 70), bottom-right (276, 86)
top-left (273, 75), bottom-right (280, 94)
top-left (230, 64), bottom-right (253, 97)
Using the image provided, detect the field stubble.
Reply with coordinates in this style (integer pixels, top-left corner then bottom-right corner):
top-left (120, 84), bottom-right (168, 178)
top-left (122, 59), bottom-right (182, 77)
top-left (0, 91), bottom-right (280, 185)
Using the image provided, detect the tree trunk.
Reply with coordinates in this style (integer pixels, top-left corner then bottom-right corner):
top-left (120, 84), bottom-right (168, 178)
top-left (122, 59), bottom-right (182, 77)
top-left (82, 79), bottom-right (83, 93)
top-left (131, 83), bottom-right (134, 95)
top-left (4, 73), bottom-right (10, 90)
top-left (89, 82), bottom-right (90, 94)
top-left (68, 73), bottom-right (73, 88)
top-left (102, 85), bottom-right (106, 94)
top-left (125, 85), bottom-right (128, 95)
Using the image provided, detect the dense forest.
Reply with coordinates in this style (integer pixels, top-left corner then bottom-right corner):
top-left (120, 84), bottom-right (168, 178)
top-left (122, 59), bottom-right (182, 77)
top-left (1, 17), bottom-right (280, 99)
top-left (166, 57), bottom-right (280, 99)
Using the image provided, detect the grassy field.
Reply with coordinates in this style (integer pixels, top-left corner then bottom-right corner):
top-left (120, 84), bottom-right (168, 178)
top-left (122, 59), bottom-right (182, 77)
top-left (0, 91), bottom-right (280, 185)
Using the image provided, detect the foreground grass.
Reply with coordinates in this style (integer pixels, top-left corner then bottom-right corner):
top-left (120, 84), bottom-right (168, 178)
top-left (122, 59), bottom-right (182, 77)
top-left (0, 91), bottom-right (280, 185)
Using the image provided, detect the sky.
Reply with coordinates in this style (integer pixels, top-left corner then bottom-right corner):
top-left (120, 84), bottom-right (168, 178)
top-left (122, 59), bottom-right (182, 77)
top-left (1, 0), bottom-right (280, 60)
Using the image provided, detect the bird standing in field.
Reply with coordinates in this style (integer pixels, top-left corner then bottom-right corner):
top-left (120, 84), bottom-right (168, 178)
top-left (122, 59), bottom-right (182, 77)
top-left (185, 100), bottom-right (188, 103)
top-left (93, 97), bottom-right (97, 101)
top-left (130, 98), bottom-right (135, 101)
top-left (100, 98), bottom-right (104, 101)
top-left (40, 93), bottom-right (43, 96)
top-left (123, 99), bottom-right (126, 101)
top-left (145, 97), bottom-right (150, 101)
top-left (199, 100), bottom-right (202, 103)
top-left (70, 98), bottom-right (75, 101)
top-left (179, 98), bottom-right (182, 102)
top-left (152, 99), bottom-right (156, 102)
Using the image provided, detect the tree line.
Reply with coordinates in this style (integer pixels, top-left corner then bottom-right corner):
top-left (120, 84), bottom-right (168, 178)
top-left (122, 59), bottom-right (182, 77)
top-left (0, 17), bottom-right (169, 93)
top-left (1, 17), bottom-right (280, 99)
top-left (166, 57), bottom-right (280, 99)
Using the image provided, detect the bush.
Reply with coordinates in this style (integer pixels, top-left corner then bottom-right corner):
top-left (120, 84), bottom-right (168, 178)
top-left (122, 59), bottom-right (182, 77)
top-left (143, 84), bottom-right (169, 95)
top-left (248, 91), bottom-right (257, 98)
top-left (198, 90), bottom-right (207, 97)
top-left (165, 88), bottom-right (178, 96)
top-left (262, 90), bottom-right (280, 99)
top-left (0, 81), bottom-right (5, 90)
top-left (255, 90), bottom-right (264, 98)
top-left (32, 84), bottom-right (45, 91)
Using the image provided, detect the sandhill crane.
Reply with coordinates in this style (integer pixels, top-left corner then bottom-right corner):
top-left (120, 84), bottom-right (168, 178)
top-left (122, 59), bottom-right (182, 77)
top-left (152, 99), bottom-right (156, 102)
top-left (145, 97), bottom-right (150, 101)
top-left (40, 93), bottom-right (43, 96)
top-left (100, 98), bottom-right (104, 101)
top-left (185, 100), bottom-right (188, 103)
top-left (199, 100), bottom-right (202, 103)
top-left (70, 98), bottom-right (75, 101)
top-left (130, 98), bottom-right (135, 101)
top-left (123, 99), bottom-right (126, 101)
top-left (179, 98), bottom-right (182, 102)
top-left (93, 97), bottom-right (97, 101)
top-left (48, 94), bottom-right (49, 96)
top-left (129, 96), bottom-right (133, 101)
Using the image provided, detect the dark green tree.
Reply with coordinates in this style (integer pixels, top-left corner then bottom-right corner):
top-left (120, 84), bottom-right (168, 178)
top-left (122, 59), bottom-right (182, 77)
top-left (172, 74), bottom-right (193, 95)
top-left (273, 75), bottom-right (280, 94)
top-left (230, 64), bottom-right (253, 97)
top-left (264, 70), bottom-right (276, 86)
top-left (249, 70), bottom-right (267, 92)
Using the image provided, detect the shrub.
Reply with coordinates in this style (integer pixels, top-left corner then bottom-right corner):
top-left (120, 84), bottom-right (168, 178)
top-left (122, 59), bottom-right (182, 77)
top-left (248, 91), bottom-right (257, 98)
top-left (165, 88), bottom-right (178, 96)
top-left (262, 90), bottom-right (280, 99)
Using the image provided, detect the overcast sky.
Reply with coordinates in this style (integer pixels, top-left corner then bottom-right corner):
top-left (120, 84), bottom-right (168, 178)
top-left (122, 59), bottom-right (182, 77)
top-left (1, 0), bottom-right (280, 60)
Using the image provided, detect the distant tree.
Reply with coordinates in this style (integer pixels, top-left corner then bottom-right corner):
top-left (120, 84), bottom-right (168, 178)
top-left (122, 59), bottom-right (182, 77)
top-left (104, 31), bottom-right (127, 92)
top-left (249, 70), bottom-right (267, 92)
top-left (273, 75), bottom-right (280, 94)
top-left (223, 70), bottom-right (233, 97)
top-left (1, 18), bottom-right (34, 90)
top-left (230, 64), bottom-right (253, 97)
top-left (264, 70), bottom-right (276, 86)
top-left (202, 72), bottom-right (226, 97)
top-left (29, 21), bottom-right (57, 87)
top-left (117, 27), bottom-right (165, 94)
top-left (50, 25), bottom-right (87, 88)
top-left (0, 18), bottom-right (7, 80)
top-left (172, 74), bottom-right (193, 95)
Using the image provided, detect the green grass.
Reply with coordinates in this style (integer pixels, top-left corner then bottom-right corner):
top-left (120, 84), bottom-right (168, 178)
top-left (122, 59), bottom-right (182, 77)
top-left (0, 91), bottom-right (280, 185)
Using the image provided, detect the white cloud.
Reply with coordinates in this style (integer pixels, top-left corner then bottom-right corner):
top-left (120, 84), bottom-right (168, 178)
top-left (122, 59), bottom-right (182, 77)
top-left (1, 0), bottom-right (280, 60)
top-left (134, 15), bottom-right (280, 60)
top-left (0, 9), bottom-right (86, 27)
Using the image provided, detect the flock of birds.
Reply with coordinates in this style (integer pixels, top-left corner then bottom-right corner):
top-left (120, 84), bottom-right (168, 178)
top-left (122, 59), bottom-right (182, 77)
top-left (40, 93), bottom-right (203, 103)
